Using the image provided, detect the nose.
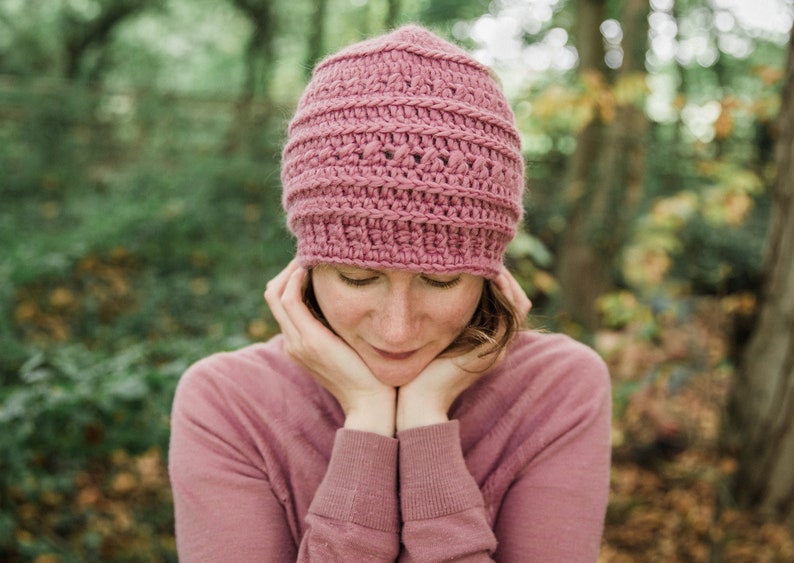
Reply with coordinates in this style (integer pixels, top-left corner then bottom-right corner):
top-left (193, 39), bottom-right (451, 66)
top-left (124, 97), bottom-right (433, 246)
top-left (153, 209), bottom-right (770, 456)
top-left (375, 288), bottom-right (417, 348)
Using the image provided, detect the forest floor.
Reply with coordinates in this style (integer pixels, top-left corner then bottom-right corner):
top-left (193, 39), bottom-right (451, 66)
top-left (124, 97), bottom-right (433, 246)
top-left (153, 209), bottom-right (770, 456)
top-left (597, 296), bottom-right (794, 562)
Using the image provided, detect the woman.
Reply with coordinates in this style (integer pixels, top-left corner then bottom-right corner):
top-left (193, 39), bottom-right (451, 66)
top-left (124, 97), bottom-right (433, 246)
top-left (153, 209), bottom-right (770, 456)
top-left (169, 25), bottom-right (611, 562)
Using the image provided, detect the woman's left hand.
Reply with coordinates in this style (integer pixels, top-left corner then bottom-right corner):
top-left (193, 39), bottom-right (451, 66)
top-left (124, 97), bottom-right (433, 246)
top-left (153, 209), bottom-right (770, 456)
top-left (493, 265), bottom-right (533, 320)
top-left (395, 267), bottom-right (531, 431)
top-left (396, 342), bottom-right (502, 431)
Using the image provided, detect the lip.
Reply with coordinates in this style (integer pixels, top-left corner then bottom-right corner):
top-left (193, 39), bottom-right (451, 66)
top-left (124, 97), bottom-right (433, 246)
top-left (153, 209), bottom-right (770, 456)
top-left (372, 346), bottom-right (418, 361)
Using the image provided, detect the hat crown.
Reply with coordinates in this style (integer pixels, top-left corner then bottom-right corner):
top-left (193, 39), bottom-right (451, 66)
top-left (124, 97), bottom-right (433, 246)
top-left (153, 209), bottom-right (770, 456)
top-left (281, 25), bottom-right (524, 279)
top-left (315, 25), bottom-right (486, 72)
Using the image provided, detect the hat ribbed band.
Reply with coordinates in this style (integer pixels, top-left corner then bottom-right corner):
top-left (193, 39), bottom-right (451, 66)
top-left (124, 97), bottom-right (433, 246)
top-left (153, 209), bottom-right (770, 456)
top-left (293, 216), bottom-right (505, 278)
top-left (282, 25), bottom-right (525, 280)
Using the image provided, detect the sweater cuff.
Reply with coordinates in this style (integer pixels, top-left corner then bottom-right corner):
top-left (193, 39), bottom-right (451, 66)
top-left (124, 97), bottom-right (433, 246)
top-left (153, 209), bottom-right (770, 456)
top-left (309, 428), bottom-right (399, 532)
top-left (398, 420), bottom-right (484, 521)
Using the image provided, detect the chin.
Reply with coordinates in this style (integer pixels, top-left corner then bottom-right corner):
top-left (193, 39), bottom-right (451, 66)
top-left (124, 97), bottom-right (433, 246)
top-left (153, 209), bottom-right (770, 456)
top-left (369, 362), bottom-right (427, 388)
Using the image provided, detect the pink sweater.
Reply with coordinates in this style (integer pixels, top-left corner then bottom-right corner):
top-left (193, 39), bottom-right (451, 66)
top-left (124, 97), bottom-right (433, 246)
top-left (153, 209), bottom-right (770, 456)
top-left (168, 330), bottom-right (611, 562)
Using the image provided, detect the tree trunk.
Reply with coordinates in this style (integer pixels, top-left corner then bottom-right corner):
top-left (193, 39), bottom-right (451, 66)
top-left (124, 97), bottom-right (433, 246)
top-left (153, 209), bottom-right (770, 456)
top-left (724, 30), bottom-right (794, 532)
top-left (385, 0), bottom-right (401, 29)
top-left (304, 0), bottom-right (329, 78)
top-left (225, 0), bottom-right (277, 153)
top-left (63, 0), bottom-right (161, 81)
top-left (585, 0), bottom-right (649, 252)
top-left (555, 0), bottom-right (649, 331)
top-left (554, 0), bottom-right (606, 331)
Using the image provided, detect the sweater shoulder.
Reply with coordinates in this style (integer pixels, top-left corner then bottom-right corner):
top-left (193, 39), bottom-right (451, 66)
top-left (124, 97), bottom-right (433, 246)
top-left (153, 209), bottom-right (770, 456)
top-left (459, 331), bottom-right (610, 441)
top-left (455, 329), bottom-right (610, 430)
top-left (504, 330), bottom-right (610, 396)
top-left (454, 330), bottom-right (611, 500)
top-left (171, 335), bottom-right (334, 424)
top-left (505, 331), bottom-right (612, 444)
top-left (176, 336), bottom-right (290, 399)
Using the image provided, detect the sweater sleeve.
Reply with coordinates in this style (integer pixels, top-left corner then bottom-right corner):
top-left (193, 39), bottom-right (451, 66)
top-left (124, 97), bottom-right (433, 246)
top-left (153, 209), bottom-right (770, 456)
top-left (492, 350), bottom-right (612, 562)
top-left (397, 421), bottom-right (497, 562)
top-left (168, 357), bottom-right (400, 562)
top-left (302, 429), bottom-right (401, 561)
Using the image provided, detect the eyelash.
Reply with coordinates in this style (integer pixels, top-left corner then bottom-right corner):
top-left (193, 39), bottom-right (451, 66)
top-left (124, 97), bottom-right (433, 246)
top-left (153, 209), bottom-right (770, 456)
top-left (337, 273), bottom-right (461, 289)
top-left (422, 277), bottom-right (461, 289)
top-left (338, 274), bottom-right (376, 287)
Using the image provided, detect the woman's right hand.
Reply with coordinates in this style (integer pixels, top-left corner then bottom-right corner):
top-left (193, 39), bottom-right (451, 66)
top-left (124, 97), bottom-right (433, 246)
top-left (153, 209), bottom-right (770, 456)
top-left (264, 259), bottom-right (396, 436)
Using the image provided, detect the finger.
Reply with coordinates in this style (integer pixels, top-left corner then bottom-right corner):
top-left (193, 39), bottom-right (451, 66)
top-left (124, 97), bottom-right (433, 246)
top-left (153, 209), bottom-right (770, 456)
top-left (264, 260), bottom-right (303, 339)
top-left (264, 259), bottom-right (301, 302)
top-left (492, 267), bottom-right (515, 304)
top-left (280, 265), bottom-right (314, 324)
top-left (279, 266), bottom-right (343, 348)
top-left (497, 267), bottom-right (532, 319)
top-left (503, 268), bottom-right (532, 315)
top-left (269, 266), bottom-right (335, 370)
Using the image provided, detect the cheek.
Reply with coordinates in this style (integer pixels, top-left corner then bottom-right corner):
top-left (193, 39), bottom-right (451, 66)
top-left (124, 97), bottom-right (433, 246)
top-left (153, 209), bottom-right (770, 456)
top-left (459, 296), bottom-right (481, 326)
top-left (312, 280), bottom-right (362, 331)
top-left (433, 291), bottom-right (481, 336)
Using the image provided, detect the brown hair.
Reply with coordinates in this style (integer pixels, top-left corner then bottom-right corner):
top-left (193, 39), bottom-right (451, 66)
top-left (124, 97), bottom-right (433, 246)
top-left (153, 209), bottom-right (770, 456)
top-left (443, 279), bottom-right (524, 358)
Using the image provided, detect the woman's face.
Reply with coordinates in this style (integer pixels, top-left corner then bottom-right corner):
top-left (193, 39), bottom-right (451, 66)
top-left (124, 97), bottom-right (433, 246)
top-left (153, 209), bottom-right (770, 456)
top-left (310, 264), bottom-right (484, 387)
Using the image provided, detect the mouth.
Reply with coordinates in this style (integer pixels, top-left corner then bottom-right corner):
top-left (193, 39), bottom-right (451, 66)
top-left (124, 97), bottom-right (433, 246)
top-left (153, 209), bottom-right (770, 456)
top-left (372, 346), bottom-right (418, 361)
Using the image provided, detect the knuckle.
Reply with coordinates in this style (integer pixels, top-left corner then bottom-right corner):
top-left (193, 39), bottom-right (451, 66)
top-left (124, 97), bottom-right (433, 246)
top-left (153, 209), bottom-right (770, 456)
top-left (263, 284), bottom-right (277, 301)
top-left (283, 341), bottom-right (301, 358)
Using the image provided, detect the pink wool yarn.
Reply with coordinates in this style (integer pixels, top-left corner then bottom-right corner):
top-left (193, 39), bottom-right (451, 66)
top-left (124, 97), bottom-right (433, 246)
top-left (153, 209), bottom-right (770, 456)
top-left (281, 25), bottom-right (524, 279)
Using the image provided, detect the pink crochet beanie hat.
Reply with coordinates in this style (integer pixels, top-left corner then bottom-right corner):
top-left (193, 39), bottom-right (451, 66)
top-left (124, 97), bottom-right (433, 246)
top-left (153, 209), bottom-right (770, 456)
top-left (281, 25), bottom-right (524, 279)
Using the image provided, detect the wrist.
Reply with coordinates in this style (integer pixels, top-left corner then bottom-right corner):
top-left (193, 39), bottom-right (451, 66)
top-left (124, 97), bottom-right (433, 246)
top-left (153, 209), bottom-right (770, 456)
top-left (344, 392), bottom-right (396, 437)
top-left (395, 389), bottom-right (449, 431)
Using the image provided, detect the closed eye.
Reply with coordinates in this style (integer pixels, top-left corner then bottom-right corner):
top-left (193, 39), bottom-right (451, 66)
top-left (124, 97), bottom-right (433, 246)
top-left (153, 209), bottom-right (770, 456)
top-left (338, 273), bottom-right (378, 287)
top-left (421, 276), bottom-right (461, 289)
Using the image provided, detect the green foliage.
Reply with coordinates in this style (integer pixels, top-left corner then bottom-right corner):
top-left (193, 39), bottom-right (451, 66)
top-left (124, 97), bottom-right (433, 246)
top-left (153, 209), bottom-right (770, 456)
top-left (0, 74), bottom-right (288, 559)
top-left (2, 346), bottom-right (174, 469)
top-left (419, 0), bottom-right (490, 25)
top-left (0, 343), bottom-right (180, 561)
top-left (598, 291), bottom-right (657, 335)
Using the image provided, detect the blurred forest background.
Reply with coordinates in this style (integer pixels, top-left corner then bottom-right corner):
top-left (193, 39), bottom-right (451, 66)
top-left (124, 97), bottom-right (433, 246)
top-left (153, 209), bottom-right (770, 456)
top-left (2, 0), bottom-right (794, 561)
